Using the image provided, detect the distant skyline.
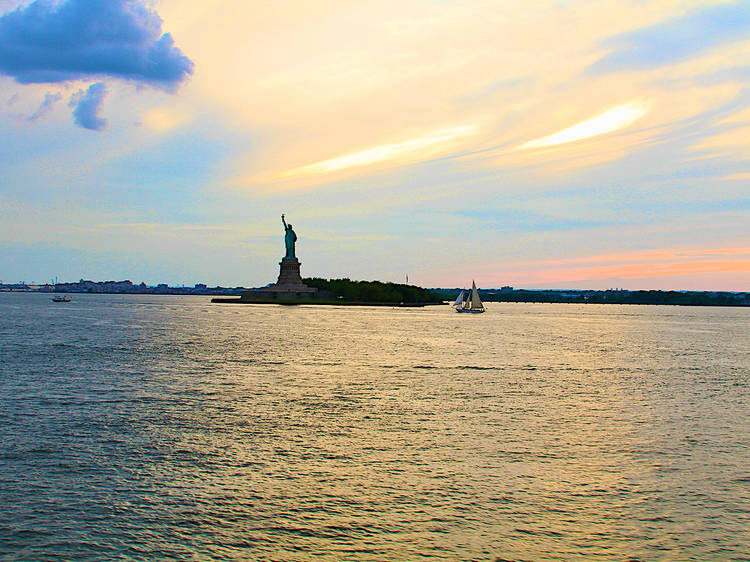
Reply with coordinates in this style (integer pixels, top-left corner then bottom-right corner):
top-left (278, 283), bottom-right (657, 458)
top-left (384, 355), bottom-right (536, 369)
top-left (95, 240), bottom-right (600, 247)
top-left (1, 0), bottom-right (749, 290)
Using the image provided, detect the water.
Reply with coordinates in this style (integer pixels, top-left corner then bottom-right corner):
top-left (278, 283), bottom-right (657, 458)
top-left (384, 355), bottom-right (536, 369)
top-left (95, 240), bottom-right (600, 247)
top-left (1, 293), bottom-right (749, 560)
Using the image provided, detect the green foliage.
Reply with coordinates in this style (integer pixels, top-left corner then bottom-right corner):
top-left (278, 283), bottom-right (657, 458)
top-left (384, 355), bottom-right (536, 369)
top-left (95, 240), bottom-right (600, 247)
top-left (303, 277), bottom-right (443, 304)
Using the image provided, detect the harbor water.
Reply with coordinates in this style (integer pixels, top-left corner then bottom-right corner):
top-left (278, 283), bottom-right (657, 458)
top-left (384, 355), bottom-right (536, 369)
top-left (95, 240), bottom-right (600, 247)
top-left (1, 293), bottom-right (749, 560)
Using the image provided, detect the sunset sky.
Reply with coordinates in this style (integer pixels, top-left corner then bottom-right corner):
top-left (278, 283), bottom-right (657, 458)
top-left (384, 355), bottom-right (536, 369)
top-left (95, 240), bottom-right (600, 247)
top-left (1, 0), bottom-right (749, 289)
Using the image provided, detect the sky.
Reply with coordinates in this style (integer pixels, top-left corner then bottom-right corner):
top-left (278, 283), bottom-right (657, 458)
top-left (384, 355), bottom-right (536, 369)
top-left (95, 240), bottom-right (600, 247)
top-left (1, 0), bottom-right (749, 290)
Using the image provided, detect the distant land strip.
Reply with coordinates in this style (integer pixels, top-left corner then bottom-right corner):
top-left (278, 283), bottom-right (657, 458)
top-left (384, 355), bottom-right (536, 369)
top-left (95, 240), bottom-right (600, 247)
top-left (436, 288), bottom-right (750, 307)
top-left (0, 280), bottom-right (244, 296)
top-left (210, 298), bottom-right (439, 307)
top-left (2, 280), bottom-right (748, 306)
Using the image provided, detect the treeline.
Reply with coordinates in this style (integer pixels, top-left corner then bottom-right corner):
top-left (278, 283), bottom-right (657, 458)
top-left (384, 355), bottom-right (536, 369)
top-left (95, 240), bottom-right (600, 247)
top-left (584, 290), bottom-right (749, 306)
top-left (432, 288), bottom-right (750, 307)
top-left (303, 278), bottom-right (443, 304)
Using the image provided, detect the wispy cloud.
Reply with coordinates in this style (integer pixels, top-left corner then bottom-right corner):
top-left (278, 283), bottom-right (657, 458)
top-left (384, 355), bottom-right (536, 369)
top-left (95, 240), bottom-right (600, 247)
top-left (280, 125), bottom-right (478, 177)
top-left (590, 2), bottom-right (750, 74)
top-left (518, 101), bottom-right (650, 149)
top-left (26, 91), bottom-right (61, 122)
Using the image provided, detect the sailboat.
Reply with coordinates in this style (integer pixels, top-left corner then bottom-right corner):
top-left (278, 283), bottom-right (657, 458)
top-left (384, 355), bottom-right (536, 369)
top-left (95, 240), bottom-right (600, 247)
top-left (453, 280), bottom-right (485, 313)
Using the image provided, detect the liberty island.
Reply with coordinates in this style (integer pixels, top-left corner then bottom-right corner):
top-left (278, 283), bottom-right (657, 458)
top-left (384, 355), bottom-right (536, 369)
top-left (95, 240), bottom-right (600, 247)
top-left (211, 215), bottom-right (442, 306)
top-left (230, 214), bottom-right (320, 302)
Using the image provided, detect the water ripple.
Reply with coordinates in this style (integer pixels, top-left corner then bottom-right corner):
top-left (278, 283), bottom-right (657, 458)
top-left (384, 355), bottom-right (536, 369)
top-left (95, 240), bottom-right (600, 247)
top-left (1, 293), bottom-right (749, 560)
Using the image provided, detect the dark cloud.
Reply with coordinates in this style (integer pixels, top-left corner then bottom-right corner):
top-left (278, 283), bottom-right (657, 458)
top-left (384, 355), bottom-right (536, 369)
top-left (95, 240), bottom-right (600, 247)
top-left (26, 91), bottom-right (61, 121)
top-left (0, 0), bottom-right (193, 89)
top-left (589, 3), bottom-right (750, 74)
top-left (69, 82), bottom-right (106, 131)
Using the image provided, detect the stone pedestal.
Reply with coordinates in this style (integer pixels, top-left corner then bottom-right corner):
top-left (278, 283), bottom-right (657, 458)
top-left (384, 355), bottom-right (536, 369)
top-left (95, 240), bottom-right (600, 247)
top-left (241, 258), bottom-right (318, 301)
top-left (276, 258), bottom-right (304, 286)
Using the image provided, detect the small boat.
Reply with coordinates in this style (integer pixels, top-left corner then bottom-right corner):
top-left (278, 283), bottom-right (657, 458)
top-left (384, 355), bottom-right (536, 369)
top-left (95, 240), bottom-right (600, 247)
top-left (51, 295), bottom-right (71, 302)
top-left (453, 280), bottom-right (485, 313)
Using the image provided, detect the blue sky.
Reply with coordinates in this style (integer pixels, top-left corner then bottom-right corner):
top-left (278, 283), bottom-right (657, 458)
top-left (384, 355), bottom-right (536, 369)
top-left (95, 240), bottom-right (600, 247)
top-left (1, 0), bottom-right (749, 290)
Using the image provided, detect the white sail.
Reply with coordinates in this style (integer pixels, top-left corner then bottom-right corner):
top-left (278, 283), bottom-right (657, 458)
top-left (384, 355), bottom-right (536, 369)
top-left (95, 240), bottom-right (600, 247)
top-left (469, 280), bottom-right (483, 310)
top-left (454, 280), bottom-right (485, 312)
top-left (453, 290), bottom-right (466, 307)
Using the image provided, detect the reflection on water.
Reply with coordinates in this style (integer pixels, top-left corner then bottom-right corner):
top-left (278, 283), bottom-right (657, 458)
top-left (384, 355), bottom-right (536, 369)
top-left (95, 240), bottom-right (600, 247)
top-left (1, 294), bottom-right (749, 560)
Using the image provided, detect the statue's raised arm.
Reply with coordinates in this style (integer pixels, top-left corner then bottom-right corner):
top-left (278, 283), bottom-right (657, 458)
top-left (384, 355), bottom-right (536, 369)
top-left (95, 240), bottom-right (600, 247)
top-left (281, 214), bottom-right (287, 229)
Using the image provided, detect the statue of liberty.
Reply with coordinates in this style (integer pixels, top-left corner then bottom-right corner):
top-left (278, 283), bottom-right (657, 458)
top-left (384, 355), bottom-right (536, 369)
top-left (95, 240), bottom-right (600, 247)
top-left (281, 214), bottom-right (297, 259)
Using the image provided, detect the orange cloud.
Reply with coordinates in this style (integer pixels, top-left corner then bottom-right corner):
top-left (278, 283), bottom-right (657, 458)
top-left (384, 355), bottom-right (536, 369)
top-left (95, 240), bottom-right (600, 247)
top-left (463, 246), bottom-right (750, 286)
top-left (534, 246), bottom-right (750, 267)
top-left (519, 260), bottom-right (750, 285)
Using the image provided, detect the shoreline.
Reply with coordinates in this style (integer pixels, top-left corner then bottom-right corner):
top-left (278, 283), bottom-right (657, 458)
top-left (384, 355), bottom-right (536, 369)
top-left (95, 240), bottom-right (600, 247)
top-left (211, 297), bottom-right (445, 307)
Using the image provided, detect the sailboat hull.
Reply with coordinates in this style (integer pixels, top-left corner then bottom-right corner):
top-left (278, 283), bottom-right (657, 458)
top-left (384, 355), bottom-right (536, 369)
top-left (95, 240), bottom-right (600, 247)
top-left (455, 307), bottom-right (484, 313)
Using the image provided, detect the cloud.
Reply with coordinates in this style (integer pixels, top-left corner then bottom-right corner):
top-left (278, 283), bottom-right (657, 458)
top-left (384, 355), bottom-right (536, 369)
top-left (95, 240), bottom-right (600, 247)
top-left (280, 125), bottom-right (479, 179)
top-left (0, 0), bottom-right (193, 89)
top-left (26, 91), bottom-right (61, 121)
top-left (590, 3), bottom-right (750, 74)
top-left (69, 82), bottom-right (107, 131)
top-left (518, 100), bottom-right (650, 149)
top-left (470, 246), bottom-right (750, 287)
